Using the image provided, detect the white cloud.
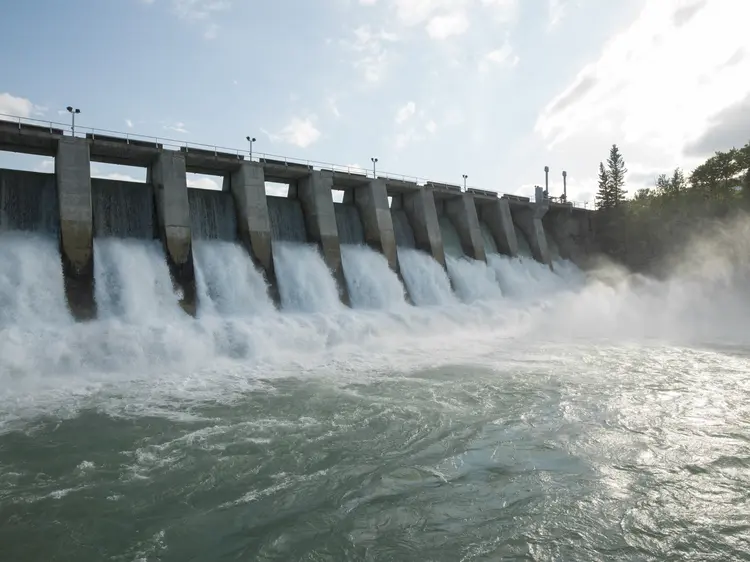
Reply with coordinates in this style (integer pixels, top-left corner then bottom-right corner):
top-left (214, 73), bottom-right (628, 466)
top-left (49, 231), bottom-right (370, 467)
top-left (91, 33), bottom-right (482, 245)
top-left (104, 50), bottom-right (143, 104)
top-left (125, 119), bottom-right (134, 128)
top-left (171, 0), bottom-right (230, 21)
top-left (269, 116), bottom-right (321, 148)
top-left (187, 175), bottom-right (221, 190)
top-left (164, 122), bottom-right (189, 134)
top-left (0, 93), bottom-right (34, 118)
top-left (342, 25), bottom-right (398, 83)
top-left (327, 95), bottom-right (341, 118)
top-left (546, 0), bottom-right (566, 30)
top-left (395, 101), bottom-right (416, 124)
top-left (426, 11), bottom-right (469, 39)
top-left (360, 0), bottom-right (378, 4)
top-left (395, 128), bottom-right (424, 149)
top-left (534, 0), bottom-right (750, 199)
top-left (391, 0), bottom-right (517, 29)
top-left (425, 120), bottom-right (437, 134)
top-left (478, 42), bottom-right (519, 72)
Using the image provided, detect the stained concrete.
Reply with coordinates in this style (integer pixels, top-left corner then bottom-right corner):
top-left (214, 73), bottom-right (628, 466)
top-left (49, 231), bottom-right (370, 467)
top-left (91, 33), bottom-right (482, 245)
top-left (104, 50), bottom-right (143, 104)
top-left (148, 151), bottom-right (197, 316)
top-left (479, 198), bottom-right (518, 257)
top-left (444, 193), bottom-right (486, 262)
top-left (56, 138), bottom-right (95, 320)
top-left (228, 162), bottom-right (278, 301)
top-left (402, 187), bottom-right (445, 267)
top-left (543, 206), bottom-right (593, 266)
top-left (350, 178), bottom-right (399, 273)
top-left (508, 189), bottom-right (551, 266)
top-left (297, 170), bottom-right (350, 305)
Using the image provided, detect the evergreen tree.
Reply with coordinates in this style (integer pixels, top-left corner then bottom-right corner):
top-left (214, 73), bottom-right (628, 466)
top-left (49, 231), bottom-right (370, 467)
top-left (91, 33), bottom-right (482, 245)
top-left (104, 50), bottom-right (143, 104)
top-left (606, 144), bottom-right (627, 205)
top-left (596, 162), bottom-right (611, 209)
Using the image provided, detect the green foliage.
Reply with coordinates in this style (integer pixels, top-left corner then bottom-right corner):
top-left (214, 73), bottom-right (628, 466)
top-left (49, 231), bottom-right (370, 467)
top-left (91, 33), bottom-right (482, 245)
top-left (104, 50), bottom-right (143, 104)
top-left (595, 144), bottom-right (628, 209)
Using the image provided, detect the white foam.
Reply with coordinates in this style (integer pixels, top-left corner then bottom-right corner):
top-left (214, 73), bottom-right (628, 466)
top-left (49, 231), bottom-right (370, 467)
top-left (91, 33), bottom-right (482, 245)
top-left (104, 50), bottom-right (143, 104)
top-left (446, 256), bottom-right (504, 303)
top-left (340, 244), bottom-right (406, 310)
top-left (397, 248), bottom-right (457, 306)
top-left (273, 242), bottom-right (343, 313)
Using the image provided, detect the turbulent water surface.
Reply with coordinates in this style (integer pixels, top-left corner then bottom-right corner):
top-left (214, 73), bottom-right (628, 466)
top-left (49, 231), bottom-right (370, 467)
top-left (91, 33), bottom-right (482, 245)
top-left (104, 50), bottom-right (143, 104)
top-left (2, 227), bottom-right (750, 561)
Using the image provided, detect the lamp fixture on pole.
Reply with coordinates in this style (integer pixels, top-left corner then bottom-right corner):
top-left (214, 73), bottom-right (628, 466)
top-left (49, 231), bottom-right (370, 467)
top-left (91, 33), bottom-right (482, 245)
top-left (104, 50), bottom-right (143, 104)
top-left (371, 157), bottom-right (378, 178)
top-left (66, 106), bottom-right (81, 136)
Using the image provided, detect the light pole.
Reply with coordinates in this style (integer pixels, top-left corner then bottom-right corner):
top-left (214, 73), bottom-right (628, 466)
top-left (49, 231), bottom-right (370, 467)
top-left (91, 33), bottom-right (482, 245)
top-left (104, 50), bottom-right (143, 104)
top-left (462, 174), bottom-right (468, 192)
top-left (246, 136), bottom-right (256, 159)
top-left (66, 106), bottom-right (81, 136)
top-left (562, 170), bottom-right (567, 202)
top-left (544, 165), bottom-right (549, 198)
top-left (371, 157), bottom-right (378, 178)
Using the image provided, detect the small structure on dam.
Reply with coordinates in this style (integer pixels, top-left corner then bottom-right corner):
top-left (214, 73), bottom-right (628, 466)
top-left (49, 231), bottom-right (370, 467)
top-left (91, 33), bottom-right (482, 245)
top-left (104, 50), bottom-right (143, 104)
top-left (0, 117), bottom-right (593, 319)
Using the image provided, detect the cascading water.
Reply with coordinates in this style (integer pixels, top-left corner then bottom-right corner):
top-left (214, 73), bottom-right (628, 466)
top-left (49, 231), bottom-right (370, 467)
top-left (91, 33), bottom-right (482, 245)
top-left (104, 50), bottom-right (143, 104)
top-left (334, 204), bottom-right (365, 245)
top-left (438, 216), bottom-right (463, 258)
top-left (515, 225), bottom-right (533, 257)
top-left (0, 170), bottom-right (59, 235)
top-left (0, 232), bottom-right (70, 327)
top-left (188, 189), bottom-right (237, 242)
top-left (480, 221), bottom-right (498, 255)
top-left (546, 229), bottom-right (562, 260)
top-left (94, 238), bottom-right (183, 322)
top-left (273, 241), bottom-right (342, 313)
top-left (340, 244), bottom-right (406, 309)
top-left (397, 248), bottom-right (457, 306)
top-left (446, 256), bottom-right (504, 303)
top-left (267, 196), bottom-right (307, 243)
top-left (92, 179), bottom-right (155, 239)
top-left (193, 240), bottom-right (273, 316)
top-left (391, 209), bottom-right (416, 248)
top-left (488, 253), bottom-right (581, 299)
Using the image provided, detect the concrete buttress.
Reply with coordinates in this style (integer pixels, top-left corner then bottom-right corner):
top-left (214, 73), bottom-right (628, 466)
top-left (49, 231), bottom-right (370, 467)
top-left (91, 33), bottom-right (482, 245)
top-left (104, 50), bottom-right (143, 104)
top-left (229, 162), bottom-right (278, 302)
top-left (297, 170), bottom-right (350, 305)
top-left (480, 198), bottom-right (518, 257)
top-left (445, 193), bottom-right (486, 262)
top-left (148, 151), bottom-right (197, 315)
top-left (352, 178), bottom-right (399, 273)
top-left (55, 137), bottom-right (95, 320)
top-left (402, 187), bottom-right (445, 268)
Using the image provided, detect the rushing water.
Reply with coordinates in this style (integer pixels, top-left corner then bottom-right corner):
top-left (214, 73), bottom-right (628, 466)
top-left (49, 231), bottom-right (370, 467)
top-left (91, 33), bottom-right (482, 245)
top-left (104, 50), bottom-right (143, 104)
top-left (2, 220), bottom-right (750, 561)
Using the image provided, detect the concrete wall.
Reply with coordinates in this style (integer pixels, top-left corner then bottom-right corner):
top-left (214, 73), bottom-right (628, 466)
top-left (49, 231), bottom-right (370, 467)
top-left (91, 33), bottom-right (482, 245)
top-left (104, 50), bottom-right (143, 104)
top-left (350, 178), bottom-right (399, 273)
top-left (56, 138), bottom-right (95, 320)
top-left (510, 198), bottom-right (551, 266)
top-left (228, 162), bottom-right (278, 301)
top-left (444, 193), bottom-right (486, 262)
top-left (402, 187), bottom-right (445, 267)
top-left (148, 151), bottom-right (197, 315)
top-left (296, 170), bottom-right (350, 305)
top-left (479, 198), bottom-right (518, 257)
top-left (544, 207), bottom-right (593, 266)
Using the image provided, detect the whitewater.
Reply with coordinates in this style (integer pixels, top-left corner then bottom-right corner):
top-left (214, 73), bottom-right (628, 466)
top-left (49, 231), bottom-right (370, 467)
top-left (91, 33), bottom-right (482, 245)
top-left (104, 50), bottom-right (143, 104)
top-left (2, 220), bottom-right (750, 561)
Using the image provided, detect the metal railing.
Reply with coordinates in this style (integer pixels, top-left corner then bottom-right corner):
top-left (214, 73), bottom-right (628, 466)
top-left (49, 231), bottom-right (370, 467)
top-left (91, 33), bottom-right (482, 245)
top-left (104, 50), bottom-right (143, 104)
top-left (0, 112), bottom-right (592, 209)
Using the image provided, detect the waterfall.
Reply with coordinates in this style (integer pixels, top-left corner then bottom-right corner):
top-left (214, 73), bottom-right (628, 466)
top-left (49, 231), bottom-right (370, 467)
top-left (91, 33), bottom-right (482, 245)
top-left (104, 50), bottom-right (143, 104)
top-left (267, 196), bottom-right (307, 243)
top-left (193, 240), bottom-right (274, 316)
top-left (188, 189), bottom-right (237, 241)
top-left (0, 170), bottom-right (58, 235)
top-left (92, 179), bottom-right (155, 239)
top-left (480, 221), bottom-right (498, 255)
top-left (515, 225), bottom-right (533, 257)
top-left (391, 209), bottom-right (416, 248)
top-left (94, 238), bottom-right (183, 322)
top-left (439, 216), bottom-right (463, 258)
top-left (397, 248), bottom-right (457, 306)
top-left (546, 229), bottom-right (562, 260)
top-left (446, 256), bottom-right (504, 303)
top-left (340, 244), bottom-right (406, 309)
top-left (487, 253), bottom-right (580, 299)
top-left (334, 204), bottom-right (365, 245)
top-left (0, 232), bottom-right (70, 327)
top-left (272, 242), bottom-right (342, 313)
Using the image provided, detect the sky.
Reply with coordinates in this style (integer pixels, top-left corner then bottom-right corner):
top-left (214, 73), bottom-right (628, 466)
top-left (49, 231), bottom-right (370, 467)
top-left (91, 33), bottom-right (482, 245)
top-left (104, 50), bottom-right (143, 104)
top-left (2, 0), bottom-right (750, 204)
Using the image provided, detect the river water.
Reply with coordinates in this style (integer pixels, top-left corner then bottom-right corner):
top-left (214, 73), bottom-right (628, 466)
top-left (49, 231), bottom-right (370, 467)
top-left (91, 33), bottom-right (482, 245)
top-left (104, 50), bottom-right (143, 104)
top-left (1, 228), bottom-right (750, 561)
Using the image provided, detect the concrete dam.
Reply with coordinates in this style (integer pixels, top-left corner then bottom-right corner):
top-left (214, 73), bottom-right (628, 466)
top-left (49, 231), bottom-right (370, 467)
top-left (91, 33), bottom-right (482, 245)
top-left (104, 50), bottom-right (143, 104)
top-left (0, 119), bottom-right (593, 320)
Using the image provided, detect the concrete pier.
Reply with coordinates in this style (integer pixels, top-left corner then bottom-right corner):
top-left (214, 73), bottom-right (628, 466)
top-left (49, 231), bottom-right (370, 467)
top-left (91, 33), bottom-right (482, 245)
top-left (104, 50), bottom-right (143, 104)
top-left (228, 162), bottom-right (278, 300)
top-left (508, 188), bottom-right (551, 266)
top-left (544, 205), bottom-right (593, 265)
top-left (478, 198), bottom-right (518, 257)
top-left (55, 138), bottom-right (95, 320)
top-left (297, 170), bottom-right (350, 305)
top-left (402, 187), bottom-right (445, 267)
top-left (148, 152), bottom-right (197, 315)
top-left (443, 193), bottom-right (486, 262)
top-left (349, 178), bottom-right (399, 273)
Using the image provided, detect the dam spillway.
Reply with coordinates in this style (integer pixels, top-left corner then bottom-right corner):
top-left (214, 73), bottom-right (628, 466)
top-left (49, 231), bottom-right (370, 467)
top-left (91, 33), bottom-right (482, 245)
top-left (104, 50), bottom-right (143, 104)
top-left (0, 118), bottom-right (594, 320)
